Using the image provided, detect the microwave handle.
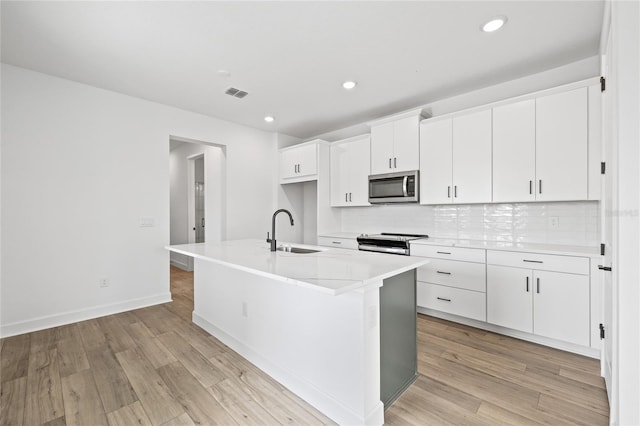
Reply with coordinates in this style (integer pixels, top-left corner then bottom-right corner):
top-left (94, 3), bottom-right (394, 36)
top-left (402, 176), bottom-right (408, 197)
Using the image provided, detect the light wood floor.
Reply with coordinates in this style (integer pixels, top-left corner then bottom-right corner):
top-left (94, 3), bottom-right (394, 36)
top-left (0, 266), bottom-right (608, 425)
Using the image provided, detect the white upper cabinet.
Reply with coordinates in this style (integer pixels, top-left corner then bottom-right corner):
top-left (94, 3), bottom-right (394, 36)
top-left (535, 87), bottom-right (588, 201)
top-left (330, 135), bottom-right (371, 207)
top-left (279, 141), bottom-right (318, 183)
top-left (369, 110), bottom-right (422, 175)
top-left (492, 99), bottom-right (536, 202)
top-left (452, 110), bottom-right (492, 204)
top-left (420, 118), bottom-right (453, 204)
top-left (420, 110), bottom-right (492, 205)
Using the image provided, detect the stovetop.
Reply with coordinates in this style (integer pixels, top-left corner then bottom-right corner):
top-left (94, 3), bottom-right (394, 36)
top-left (357, 232), bottom-right (429, 242)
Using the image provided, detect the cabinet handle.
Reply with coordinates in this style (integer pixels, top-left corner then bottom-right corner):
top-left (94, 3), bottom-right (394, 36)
top-left (447, 186), bottom-right (451, 198)
top-left (394, 157), bottom-right (397, 168)
top-left (523, 259), bottom-right (543, 264)
top-left (349, 192), bottom-right (352, 202)
top-left (389, 158), bottom-right (392, 169)
top-left (526, 276), bottom-right (529, 292)
top-left (436, 251), bottom-right (451, 255)
top-left (529, 180), bottom-right (533, 195)
top-left (345, 193), bottom-right (348, 202)
top-left (331, 241), bottom-right (342, 245)
top-left (539, 179), bottom-right (542, 194)
top-left (454, 186), bottom-right (458, 198)
top-left (436, 297), bottom-right (452, 302)
top-left (436, 271), bottom-right (451, 275)
top-left (598, 265), bottom-right (612, 271)
top-left (536, 278), bottom-right (540, 294)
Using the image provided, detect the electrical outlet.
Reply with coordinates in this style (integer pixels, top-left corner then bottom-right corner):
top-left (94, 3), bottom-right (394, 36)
top-left (242, 301), bottom-right (248, 318)
top-left (549, 216), bottom-right (560, 229)
top-left (99, 278), bottom-right (109, 288)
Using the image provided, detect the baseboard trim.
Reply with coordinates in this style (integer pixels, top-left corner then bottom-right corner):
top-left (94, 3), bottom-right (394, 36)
top-left (0, 293), bottom-right (172, 338)
top-left (192, 311), bottom-right (381, 426)
top-left (418, 307), bottom-right (601, 359)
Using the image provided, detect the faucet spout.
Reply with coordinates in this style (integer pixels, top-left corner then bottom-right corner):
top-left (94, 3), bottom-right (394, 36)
top-left (269, 209), bottom-right (294, 251)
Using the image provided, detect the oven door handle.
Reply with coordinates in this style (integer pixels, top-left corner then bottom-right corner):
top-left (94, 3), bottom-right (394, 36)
top-left (402, 176), bottom-right (408, 197)
top-left (358, 244), bottom-right (408, 255)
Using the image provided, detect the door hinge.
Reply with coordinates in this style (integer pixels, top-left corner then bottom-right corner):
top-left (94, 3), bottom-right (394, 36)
top-left (600, 243), bottom-right (605, 256)
top-left (601, 162), bottom-right (606, 174)
top-left (599, 323), bottom-right (605, 340)
top-left (600, 76), bottom-right (606, 92)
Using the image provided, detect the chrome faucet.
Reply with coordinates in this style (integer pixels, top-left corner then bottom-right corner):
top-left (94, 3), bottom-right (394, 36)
top-left (266, 209), bottom-right (294, 251)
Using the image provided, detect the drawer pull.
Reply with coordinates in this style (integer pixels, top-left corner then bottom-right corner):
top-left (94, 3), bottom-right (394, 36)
top-left (536, 277), bottom-right (540, 294)
top-left (436, 297), bottom-right (452, 302)
top-left (436, 251), bottom-right (451, 255)
top-left (436, 271), bottom-right (451, 275)
top-left (331, 241), bottom-right (342, 244)
top-left (526, 276), bottom-right (529, 292)
top-left (523, 259), bottom-right (543, 264)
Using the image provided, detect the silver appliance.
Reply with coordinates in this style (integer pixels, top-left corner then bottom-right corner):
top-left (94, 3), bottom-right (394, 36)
top-left (368, 170), bottom-right (419, 204)
top-left (357, 232), bottom-right (428, 256)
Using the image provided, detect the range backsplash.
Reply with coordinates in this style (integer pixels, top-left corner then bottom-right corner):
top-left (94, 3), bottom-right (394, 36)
top-left (341, 201), bottom-right (599, 246)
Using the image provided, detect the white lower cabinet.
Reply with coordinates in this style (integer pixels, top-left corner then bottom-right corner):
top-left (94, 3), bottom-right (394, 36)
top-left (413, 245), bottom-right (486, 322)
top-left (316, 236), bottom-right (358, 250)
top-left (487, 251), bottom-right (590, 347)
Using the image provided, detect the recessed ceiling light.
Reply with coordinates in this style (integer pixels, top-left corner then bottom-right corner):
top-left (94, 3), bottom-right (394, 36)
top-left (482, 16), bottom-right (507, 33)
top-left (342, 81), bottom-right (357, 90)
top-left (264, 116), bottom-right (275, 123)
top-left (217, 69), bottom-right (231, 77)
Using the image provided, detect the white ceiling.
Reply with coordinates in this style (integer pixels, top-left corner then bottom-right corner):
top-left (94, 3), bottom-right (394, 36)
top-left (1, 1), bottom-right (604, 139)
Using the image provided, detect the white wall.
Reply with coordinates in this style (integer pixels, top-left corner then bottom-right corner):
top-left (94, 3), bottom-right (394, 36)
top-left (608, 1), bottom-right (640, 424)
top-left (0, 64), bottom-right (278, 337)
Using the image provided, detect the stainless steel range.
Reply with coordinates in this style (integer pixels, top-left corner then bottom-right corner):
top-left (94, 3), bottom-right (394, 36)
top-left (356, 232), bottom-right (428, 256)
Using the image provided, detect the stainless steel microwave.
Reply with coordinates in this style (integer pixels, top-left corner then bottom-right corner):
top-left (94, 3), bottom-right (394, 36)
top-left (368, 170), bottom-right (419, 204)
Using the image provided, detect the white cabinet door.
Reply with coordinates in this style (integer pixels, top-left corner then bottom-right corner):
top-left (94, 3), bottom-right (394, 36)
top-left (420, 119), bottom-right (453, 204)
top-left (536, 88), bottom-right (588, 201)
top-left (279, 149), bottom-right (298, 180)
top-left (370, 122), bottom-right (394, 175)
top-left (493, 100), bottom-right (536, 202)
top-left (347, 136), bottom-right (371, 206)
top-left (295, 143), bottom-right (318, 178)
top-left (533, 270), bottom-right (590, 346)
top-left (452, 109), bottom-right (492, 203)
top-left (487, 265), bottom-right (533, 333)
top-left (392, 116), bottom-right (420, 172)
top-left (330, 143), bottom-right (350, 206)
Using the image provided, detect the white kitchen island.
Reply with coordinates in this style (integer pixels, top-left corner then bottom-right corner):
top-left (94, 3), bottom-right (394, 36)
top-left (166, 239), bottom-right (428, 426)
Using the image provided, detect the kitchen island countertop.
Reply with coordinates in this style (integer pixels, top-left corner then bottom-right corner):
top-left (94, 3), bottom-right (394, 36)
top-left (167, 239), bottom-right (428, 296)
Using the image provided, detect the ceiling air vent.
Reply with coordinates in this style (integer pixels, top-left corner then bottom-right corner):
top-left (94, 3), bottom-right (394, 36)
top-left (225, 87), bottom-right (248, 99)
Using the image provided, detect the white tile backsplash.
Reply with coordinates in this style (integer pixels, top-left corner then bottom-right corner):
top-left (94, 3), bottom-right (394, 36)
top-left (341, 201), bottom-right (599, 246)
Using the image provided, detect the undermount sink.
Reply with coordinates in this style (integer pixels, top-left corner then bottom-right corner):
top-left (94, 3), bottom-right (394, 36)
top-left (277, 246), bottom-right (321, 254)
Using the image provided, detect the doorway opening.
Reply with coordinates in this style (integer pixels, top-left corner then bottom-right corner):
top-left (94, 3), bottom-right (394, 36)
top-left (169, 136), bottom-right (226, 321)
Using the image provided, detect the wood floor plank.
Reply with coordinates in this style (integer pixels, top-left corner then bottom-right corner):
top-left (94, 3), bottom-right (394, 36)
top-left (161, 412), bottom-right (196, 426)
top-left (475, 401), bottom-right (542, 426)
top-left (280, 389), bottom-right (337, 425)
top-left (61, 369), bottom-right (108, 426)
top-left (98, 316), bottom-right (137, 354)
top-left (0, 334), bottom-right (30, 383)
top-left (127, 322), bottom-right (177, 369)
top-left (559, 366), bottom-right (607, 389)
top-left (157, 361), bottom-right (239, 426)
top-left (106, 401), bottom-right (152, 426)
top-left (56, 327), bottom-right (90, 378)
top-left (77, 319), bottom-right (108, 351)
top-left (157, 331), bottom-right (225, 387)
top-left (29, 328), bottom-right (57, 354)
top-left (412, 374), bottom-right (482, 414)
top-left (115, 347), bottom-right (184, 425)
top-left (24, 348), bottom-right (65, 425)
top-left (537, 392), bottom-right (609, 425)
top-left (85, 344), bottom-right (138, 413)
top-left (0, 376), bottom-right (27, 426)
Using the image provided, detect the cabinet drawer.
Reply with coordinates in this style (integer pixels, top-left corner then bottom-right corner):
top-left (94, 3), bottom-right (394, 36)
top-left (317, 236), bottom-right (358, 250)
top-left (417, 259), bottom-right (486, 292)
top-left (411, 244), bottom-right (485, 263)
top-left (417, 282), bottom-right (486, 321)
top-left (487, 250), bottom-right (589, 275)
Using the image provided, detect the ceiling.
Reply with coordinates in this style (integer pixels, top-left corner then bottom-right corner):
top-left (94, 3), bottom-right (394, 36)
top-left (1, 1), bottom-right (604, 139)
